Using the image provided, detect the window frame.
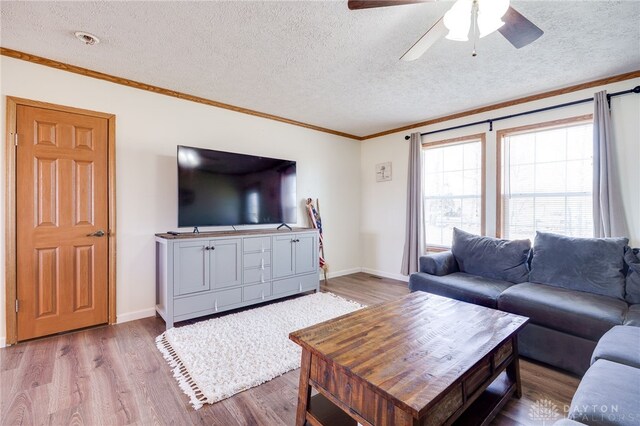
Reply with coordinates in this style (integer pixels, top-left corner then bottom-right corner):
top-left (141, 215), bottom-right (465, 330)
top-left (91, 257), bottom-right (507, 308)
top-left (422, 133), bottom-right (486, 252)
top-left (495, 114), bottom-right (594, 239)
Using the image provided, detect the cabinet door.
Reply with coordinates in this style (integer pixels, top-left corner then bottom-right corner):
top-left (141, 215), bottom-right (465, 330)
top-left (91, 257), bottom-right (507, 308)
top-left (210, 238), bottom-right (242, 289)
top-left (272, 235), bottom-right (295, 278)
top-left (174, 241), bottom-right (209, 295)
top-left (295, 233), bottom-right (318, 275)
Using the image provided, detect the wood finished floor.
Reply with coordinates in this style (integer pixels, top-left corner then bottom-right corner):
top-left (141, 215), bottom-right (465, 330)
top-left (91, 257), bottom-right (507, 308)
top-left (1, 273), bottom-right (580, 425)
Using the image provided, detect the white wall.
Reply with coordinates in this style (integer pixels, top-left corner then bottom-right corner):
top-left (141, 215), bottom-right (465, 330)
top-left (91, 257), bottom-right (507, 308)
top-left (0, 56), bottom-right (362, 345)
top-left (2, 56), bottom-right (638, 346)
top-left (361, 78), bottom-right (640, 280)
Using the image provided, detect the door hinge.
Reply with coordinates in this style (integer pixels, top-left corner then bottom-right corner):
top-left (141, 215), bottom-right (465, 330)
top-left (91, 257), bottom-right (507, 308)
top-left (14, 133), bottom-right (18, 147)
top-left (15, 299), bottom-right (19, 313)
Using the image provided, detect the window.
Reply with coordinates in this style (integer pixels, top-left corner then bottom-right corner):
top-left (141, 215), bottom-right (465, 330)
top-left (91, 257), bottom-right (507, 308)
top-left (498, 117), bottom-right (594, 241)
top-left (423, 135), bottom-right (485, 249)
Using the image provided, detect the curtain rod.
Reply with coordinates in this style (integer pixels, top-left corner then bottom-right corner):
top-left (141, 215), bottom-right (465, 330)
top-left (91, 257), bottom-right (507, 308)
top-left (404, 85), bottom-right (640, 140)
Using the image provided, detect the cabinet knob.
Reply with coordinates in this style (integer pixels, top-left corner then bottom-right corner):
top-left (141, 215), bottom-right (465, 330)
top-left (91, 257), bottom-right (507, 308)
top-left (204, 246), bottom-right (210, 250)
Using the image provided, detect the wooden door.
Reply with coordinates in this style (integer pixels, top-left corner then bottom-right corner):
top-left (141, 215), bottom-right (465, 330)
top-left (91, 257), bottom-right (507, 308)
top-left (16, 105), bottom-right (109, 340)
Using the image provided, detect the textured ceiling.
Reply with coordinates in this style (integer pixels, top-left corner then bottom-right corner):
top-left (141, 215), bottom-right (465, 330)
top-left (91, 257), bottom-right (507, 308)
top-left (1, 1), bottom-right (639, 137)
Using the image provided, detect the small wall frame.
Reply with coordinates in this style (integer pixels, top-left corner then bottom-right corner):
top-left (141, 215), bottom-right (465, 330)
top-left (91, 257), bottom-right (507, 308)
top-left (376, 162), bottom-right (392, 182)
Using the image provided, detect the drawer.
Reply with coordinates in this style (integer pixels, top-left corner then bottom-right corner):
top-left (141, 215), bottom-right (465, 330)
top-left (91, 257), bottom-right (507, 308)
top-left (243, 283), bottom-right (272, 303)
top-left (174, 292), bottom-right (214, 317)
top-left (174, 288), bottom-right (242, 317)
top-left (464, 359), bottom-right (492, 396)
top-left (493, 340), bottom-right (513, 367)
top-left (425, 383), bottom-right (463, 426)
top-left (244, 237), bottom-right (271, 253)
top-left (243, 267), bottom-right (272, 285)
top-left (273, 273), bottom-right (318, 296)
top-left (213, 287), bottom-right (243, 310)
top-left (300, 273), bottom-right (319, 291)
top-left (243, 252), bottom-right (271, 269)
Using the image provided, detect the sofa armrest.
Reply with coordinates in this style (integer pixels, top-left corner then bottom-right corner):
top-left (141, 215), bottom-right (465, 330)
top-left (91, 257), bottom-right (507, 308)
top-left (419, 251), bottom-right (459, 276)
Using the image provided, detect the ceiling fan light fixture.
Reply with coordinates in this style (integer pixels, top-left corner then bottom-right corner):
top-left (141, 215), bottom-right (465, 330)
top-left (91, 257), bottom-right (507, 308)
top-left (477, 14), bottom-right (505, 38)
top-left (478, 0), bottom-right (510, 20)
top-left (443, 0), bottom-right (472, 41)
top-left (477, 0), bottom-right (509, 37)
top-left (445, 28), bottom-right (470, 42)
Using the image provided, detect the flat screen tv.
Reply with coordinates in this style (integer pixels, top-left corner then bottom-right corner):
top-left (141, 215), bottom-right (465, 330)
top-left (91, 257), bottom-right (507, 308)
top-left (177, 145), bottom-right (297, 227)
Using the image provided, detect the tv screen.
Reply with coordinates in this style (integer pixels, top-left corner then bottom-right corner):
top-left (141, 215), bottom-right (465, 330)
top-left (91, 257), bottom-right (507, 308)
top-left (177, 146), bottom-right (297, 227)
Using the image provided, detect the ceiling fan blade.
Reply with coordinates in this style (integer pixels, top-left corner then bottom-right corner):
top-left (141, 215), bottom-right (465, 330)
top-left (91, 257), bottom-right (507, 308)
top-left (498, 6), bottom-right (544, 49)
top-left (400, 17), bottom-right (446, 61)
top-left (348, 0), bottom-right (433, 10)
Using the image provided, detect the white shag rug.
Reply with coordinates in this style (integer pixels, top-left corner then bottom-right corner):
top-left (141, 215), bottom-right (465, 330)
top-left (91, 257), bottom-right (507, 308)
top-left (156, 292), bottom-right (363, 409)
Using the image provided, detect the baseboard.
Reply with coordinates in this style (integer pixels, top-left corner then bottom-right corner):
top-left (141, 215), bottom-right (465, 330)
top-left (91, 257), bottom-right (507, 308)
top-left (322, 267), bottom-right (362, 280)
top-left (117, 307), bottom-right (157, 324)
top-left (360, 268), bottom-right (409, 283)
top-left (112, 268), bottom-right (405, 325)
top-left (0, 337), bottom-right (6, 348)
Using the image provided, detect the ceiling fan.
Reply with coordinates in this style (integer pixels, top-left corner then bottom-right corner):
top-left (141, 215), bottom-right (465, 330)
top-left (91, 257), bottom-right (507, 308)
top-left (348, 0), bottom-right (544, 61)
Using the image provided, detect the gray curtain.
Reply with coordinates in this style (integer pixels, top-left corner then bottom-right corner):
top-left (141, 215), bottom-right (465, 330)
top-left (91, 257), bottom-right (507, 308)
top-left (593, 90), bottom-right (627, 237)
top-left (401, 132), bottom-right (424, 276)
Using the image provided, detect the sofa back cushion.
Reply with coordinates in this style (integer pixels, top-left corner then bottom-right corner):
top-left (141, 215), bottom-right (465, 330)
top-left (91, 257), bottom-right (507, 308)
top-left (529, 232), bottom-right (628, 300)
top-left (451, 228), bottom-right (531, 283)
top-left (624, 247), bottom-right (640, 304)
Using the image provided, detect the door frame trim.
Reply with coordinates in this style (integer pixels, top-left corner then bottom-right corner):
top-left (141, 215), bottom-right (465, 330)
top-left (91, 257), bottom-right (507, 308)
top-left (4, 96), bottom-right (117, 344)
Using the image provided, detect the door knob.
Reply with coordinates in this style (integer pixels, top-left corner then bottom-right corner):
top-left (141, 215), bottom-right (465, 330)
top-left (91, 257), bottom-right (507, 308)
top-left (87, 230), bottom-right (105, 237)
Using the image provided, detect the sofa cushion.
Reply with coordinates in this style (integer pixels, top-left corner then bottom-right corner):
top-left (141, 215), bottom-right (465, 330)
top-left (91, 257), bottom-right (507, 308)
top-left (409, 272), bottom-right (516, 308)
top-left (451, 228), bottom-right (530, 283)
top-left (518, 323), bottom-right (595, 377)
top-left (568, 360), bottom-right (640, 426)
top-left (624, 247), bottom-right (640, 304)
top-left (419, 251), bottom-right (459, 276)
top-left (529, 232), bottom-right (628, 300)
top-left (497, 282), bottom-right (627, 341)
top-left (591, 325), bottom-right (640, 369)
top-left (624, 304), bottom-right (640, 327)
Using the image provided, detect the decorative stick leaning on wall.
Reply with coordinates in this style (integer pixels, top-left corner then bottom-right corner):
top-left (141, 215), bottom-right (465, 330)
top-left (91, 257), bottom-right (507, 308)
top-left (306, 198), bottom-right (328, 283)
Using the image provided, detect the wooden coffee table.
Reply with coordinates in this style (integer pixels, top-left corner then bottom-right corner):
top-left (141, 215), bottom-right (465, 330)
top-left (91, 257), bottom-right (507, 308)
top-left (289, 292), bottom-right (529, 426)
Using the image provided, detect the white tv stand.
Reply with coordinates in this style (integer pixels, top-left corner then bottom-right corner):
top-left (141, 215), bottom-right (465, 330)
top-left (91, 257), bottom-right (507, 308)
top-left (155, 228), bottom-right (319, 329)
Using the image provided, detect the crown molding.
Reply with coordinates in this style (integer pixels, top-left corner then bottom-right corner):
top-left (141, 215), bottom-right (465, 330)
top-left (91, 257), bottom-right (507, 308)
top-left (0, 47), bottom-right (363, 141)
top-left (361, 69), bottom-right (640, 140)
top-left (3, 47), bottom-right (638, 143)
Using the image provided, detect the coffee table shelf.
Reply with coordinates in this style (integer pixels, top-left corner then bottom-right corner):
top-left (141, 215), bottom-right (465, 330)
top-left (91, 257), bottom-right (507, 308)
top-left (453, 372), bottom-right (515, 426)
top-left (307, 393), bottom-right (357, 426)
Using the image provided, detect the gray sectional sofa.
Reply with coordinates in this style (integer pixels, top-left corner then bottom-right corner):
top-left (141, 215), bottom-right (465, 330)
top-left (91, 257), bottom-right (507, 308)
top-left (563, 325), bottom-right (640, 425)
top-left (409, 229), bottom-right (640, 376)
